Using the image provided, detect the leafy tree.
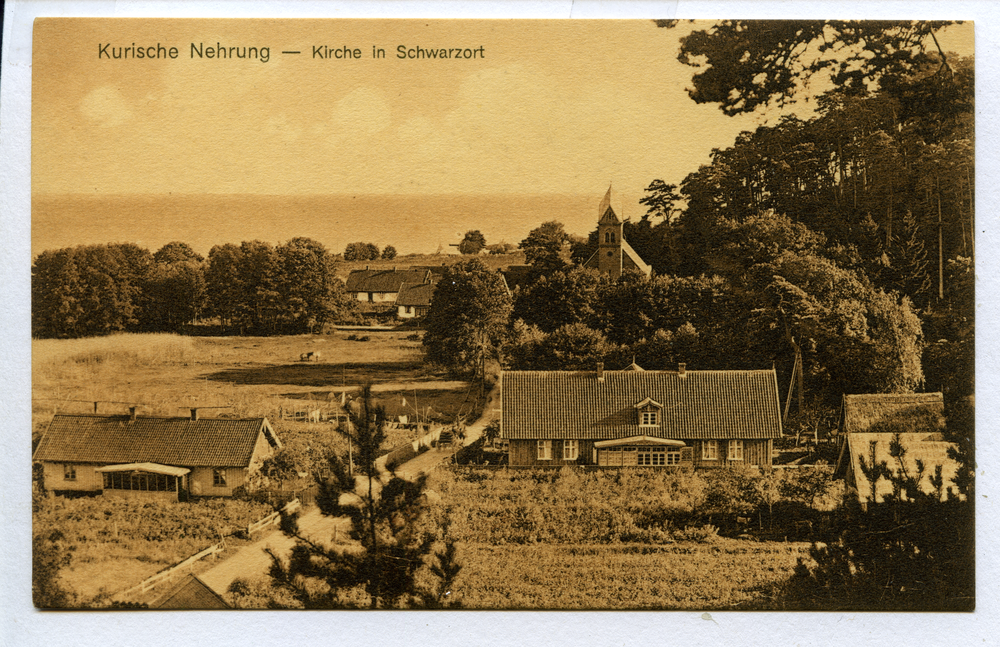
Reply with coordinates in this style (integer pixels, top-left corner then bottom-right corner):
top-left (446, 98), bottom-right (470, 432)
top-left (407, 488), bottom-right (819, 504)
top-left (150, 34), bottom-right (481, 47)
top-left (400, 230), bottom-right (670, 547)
top-left (31, 247), bottom-right (84, 338)
top-left (344, 242), bottom-right (380, 261)
top-left (268, 385), bottom-right (460, 609)
top-left (512, 267), bottom-right (604, 333)
top-left (458, 230), bottom-right (487, 255)
top-left (153, 241), bottom-right (203, 264)
top-left (668, 20), bottom-right (956, 116)
top-left (515, 323), bottom-right (619, 371)
top-left (236, 240), bottom-right (282, 335)
top-left (423, 259), bottom-right (513, 379)
top-left (205, 243), bottom-right (244, 332)
top-left (142, 260), bottom-right (207, 331)
top-left (520, 221), bottom-right (569, 277)
top-left (639, 179), bottom-right (682, 221)
top-left (381, 245), bottom-right (397, 260)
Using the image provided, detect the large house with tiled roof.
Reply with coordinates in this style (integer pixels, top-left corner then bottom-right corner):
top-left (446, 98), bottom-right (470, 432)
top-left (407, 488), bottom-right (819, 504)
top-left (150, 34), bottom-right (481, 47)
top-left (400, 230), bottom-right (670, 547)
top-left (32, 408), bottom-right (281, 500)
top-left (500, 363), bottom-right (782, 468)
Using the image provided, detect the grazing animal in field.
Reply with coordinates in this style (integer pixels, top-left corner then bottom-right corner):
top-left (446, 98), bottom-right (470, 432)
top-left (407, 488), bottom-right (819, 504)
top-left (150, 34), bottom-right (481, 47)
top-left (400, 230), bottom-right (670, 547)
top-left (300, 351), bottom-right (321, 361)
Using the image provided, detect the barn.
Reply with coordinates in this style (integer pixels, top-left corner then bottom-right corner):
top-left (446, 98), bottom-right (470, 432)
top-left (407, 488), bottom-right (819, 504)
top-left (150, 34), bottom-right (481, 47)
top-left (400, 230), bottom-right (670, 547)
top-left (32, 408), bottom-right (282, 500)
top-left (500, 363), bottom-right (782, 468)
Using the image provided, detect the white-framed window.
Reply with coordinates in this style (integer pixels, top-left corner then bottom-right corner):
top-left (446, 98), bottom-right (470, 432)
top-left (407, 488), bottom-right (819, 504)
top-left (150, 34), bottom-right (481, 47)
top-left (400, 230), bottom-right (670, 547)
top-left (563, 439), bottom-right (579, 461)
top-left (728, 440), bottom-right (744, 461)
top-left (702, 440), bottom-right (718, 461)
top-left (213, 468), bottom-right (228, 487)
top-left (63, 464), bottom-right (77, 481)
top-left (639, 407), bottom-right (659, 426)
top-left (537, 440), bottom-right (552, 461)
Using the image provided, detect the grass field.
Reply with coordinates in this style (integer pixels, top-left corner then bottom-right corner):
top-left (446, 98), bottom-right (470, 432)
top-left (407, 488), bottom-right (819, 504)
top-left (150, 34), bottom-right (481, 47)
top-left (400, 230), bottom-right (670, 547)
top-left (32, 330), bottom-right (469, 440)
top-left (34, 495), bottom-right (272, 605)
top-left (456, 540), bottom-right (807, 609)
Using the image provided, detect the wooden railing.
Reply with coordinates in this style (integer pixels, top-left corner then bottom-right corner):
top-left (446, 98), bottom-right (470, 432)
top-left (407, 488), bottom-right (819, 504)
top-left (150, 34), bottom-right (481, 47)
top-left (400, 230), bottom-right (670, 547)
top-left (247, 498), bottom-right (301, 535)
top-left (114, 540), bottom-right (226, 601)
top-left (114, 497), bottom-right (302, 603)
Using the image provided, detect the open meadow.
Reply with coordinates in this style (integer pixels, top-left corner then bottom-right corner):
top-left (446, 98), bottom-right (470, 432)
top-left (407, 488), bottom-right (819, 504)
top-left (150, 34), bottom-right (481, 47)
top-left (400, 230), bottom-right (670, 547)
top-left (32, 331), bottom-right (473, 446)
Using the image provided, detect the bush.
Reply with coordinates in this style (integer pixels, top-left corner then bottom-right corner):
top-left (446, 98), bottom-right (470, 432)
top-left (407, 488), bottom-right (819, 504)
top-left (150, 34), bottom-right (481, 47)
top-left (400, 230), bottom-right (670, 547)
top-left (674, 524), bottom-right (719, 544)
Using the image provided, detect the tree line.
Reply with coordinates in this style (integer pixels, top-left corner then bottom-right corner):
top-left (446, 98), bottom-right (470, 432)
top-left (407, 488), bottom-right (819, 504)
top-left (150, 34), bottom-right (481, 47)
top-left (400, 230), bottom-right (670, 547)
top-left (32, 238), bottom-right (360, 338)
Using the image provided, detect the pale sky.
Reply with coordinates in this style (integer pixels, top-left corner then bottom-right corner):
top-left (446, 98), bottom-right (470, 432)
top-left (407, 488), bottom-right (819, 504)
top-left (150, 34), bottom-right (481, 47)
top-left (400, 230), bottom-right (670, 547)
top-left (30, 19), bottom-right (776, 202)
top-left (30, 19), bottom-right (975, 244)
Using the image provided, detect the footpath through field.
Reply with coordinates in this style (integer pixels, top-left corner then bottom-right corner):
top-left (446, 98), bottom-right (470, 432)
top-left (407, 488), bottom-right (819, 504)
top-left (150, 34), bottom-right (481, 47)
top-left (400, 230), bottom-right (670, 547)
top-left (197, 384), bottom-right (498, 598)
top-left (198, 508), bottom-right (346, 596)
top-left (391, 384), bottom-right (499, 481)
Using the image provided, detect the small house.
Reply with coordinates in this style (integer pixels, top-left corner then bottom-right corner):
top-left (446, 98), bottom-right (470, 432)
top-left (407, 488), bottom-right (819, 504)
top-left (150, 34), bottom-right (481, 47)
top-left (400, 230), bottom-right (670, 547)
top-left (500, 363), bottom-right (782, 468)
top-left (32, 408), bottom-right (281, 500)
top-left (396, 282), bottom-right (437, 319)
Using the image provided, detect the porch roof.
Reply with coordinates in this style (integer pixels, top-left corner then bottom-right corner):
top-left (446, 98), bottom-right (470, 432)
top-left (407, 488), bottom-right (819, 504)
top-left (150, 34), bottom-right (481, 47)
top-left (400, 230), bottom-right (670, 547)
top-left (94, 462), bottom-right (191, 477)
top-left (593, 435), bottom-right (687, 448)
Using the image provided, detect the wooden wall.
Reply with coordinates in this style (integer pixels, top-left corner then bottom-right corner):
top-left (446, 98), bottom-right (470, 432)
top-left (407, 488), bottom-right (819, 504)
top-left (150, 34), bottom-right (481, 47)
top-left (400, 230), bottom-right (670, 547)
top-left (510, 438), bottom-right (773, 469)
top-left (509, 439), bottom-right (597, 467)
top-left (691, 439), bottom-right (772, 468)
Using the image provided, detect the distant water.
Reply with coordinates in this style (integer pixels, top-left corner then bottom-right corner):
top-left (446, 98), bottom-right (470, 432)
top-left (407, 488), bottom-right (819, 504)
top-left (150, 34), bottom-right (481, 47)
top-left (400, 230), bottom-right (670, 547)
top-left (31, 193), bottom-right (627, 257)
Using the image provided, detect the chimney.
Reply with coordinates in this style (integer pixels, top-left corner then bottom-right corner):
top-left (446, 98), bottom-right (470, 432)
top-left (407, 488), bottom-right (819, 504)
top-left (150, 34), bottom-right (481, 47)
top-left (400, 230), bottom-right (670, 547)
top-left (129, 406), bottom-right (137, 421)
top-left (678, 363), bottom-right (687, 378)
top-left (190, 408), bottom-right (199, 421)
top-left (597, 362), bottom-right (605, 382)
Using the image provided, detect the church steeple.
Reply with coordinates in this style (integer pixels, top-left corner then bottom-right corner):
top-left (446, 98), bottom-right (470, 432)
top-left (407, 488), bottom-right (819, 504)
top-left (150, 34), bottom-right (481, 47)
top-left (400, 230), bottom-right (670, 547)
top-left (597, 185), bottom-right (625, 278)
top-left (583, 186), bottom-right (653, 280)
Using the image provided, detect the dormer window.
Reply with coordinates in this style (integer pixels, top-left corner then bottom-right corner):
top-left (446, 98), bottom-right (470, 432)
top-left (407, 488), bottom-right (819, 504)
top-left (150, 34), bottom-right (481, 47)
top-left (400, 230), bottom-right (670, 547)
top-left (633, 397), bottom-right (662, 427)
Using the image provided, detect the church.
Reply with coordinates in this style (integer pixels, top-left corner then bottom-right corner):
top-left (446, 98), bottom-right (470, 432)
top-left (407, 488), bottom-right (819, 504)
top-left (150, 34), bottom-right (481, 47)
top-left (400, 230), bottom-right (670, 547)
top-left (582, 187), bottom-right (652, 279)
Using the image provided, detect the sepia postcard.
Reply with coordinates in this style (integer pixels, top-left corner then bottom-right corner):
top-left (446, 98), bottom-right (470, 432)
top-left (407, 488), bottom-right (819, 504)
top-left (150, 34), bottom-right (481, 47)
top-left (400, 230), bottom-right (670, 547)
top-left (14, 6), bottom-right (985, 639)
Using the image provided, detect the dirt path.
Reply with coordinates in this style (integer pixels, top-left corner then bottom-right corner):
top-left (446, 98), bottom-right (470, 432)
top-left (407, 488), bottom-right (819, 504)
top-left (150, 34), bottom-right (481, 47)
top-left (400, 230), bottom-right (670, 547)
top-left (198, 508), bottom-right (346, 596)
top-left (393, 384), bottom-right (499, 480)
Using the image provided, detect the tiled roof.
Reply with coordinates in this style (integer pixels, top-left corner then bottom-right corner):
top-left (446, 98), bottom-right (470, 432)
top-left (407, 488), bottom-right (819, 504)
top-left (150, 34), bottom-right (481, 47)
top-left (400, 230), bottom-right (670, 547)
top-left (841, 393), bottom-right (944, 434)
top-left (501, 369), bottom-right (782, 440)
top-left (345, 269), bottom-right (430, 293)
top-left (152, 574), bottom-right (230, 609)
top-left (843, 432), bottom-right (961, 503)
top-left (32, 414), bottom-right (278, 467)
top-left (396, 282), bottom-right (438, 307)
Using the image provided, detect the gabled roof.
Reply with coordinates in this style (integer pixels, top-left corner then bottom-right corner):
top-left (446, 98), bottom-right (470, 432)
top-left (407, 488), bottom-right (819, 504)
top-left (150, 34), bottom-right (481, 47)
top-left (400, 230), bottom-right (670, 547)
top-left (32, 414), bottom-right (280, 467)
top-left (345, 269), bottom-right (431, 293)
top-left (620, 237), bottom-right (652, 276)
top-left (501, 369), bottom-right (782, 441)
top-left (152, 574), bottom-right (230, 609)
top-left (396, 282), bottom-right (438, 307)
top-left (841, 393), bottom-right (945, 435)
top-left (840, 432), bottom-right (961, 504)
